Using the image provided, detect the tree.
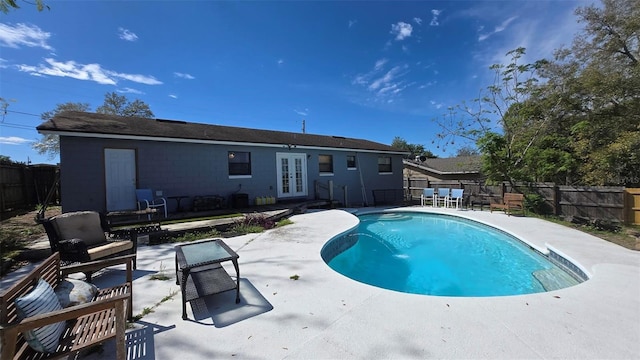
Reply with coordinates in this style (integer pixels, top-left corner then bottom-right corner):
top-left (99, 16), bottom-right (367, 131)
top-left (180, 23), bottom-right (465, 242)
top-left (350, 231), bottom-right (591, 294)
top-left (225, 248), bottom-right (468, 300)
top-left (435, 48), bottom-right (552, 184)
top-left (435, 0), bottom-right (639, 186)
top-left (455, 146), bottom-right (479, 157)
top-left (542, 0), bottom-right (639, 185)
top-left (96, 92), bottom-right (154, 118)
top-left (391, 136), bottom-right (437, 159)
top-left (32, 102), bottom-right (90, 159)
top-left (32, 93), bottom-right (154, 159)
top-left (1, 0), bottom-right (48, 13)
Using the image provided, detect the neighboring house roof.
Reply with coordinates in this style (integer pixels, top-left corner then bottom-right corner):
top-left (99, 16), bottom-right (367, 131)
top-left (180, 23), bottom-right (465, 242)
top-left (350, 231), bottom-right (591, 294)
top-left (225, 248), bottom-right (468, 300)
top-left (403, 156), bottom-right (482, 175)
top-left (37, 111), bottom-right (407, 154)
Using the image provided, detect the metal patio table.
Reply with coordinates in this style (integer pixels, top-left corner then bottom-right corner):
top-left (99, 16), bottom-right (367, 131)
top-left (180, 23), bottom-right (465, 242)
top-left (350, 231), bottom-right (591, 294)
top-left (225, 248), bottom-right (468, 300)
top-left (175, 238), bottom-right (240, 320)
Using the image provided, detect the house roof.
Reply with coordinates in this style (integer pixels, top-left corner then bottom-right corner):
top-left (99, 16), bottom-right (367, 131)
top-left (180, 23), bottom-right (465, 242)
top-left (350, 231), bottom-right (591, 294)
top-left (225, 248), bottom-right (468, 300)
top-left (37, 111), bottom-right (407, 154)
top-left (403, 155), bottom-right (482, 175)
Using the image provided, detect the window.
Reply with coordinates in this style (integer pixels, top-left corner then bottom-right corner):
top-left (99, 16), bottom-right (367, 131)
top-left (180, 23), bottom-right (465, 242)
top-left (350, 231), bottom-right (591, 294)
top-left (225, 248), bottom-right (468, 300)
top-left (378, 156), bottom-right (392, 173)
top-left (347, 155), bottom-right (356, 169)
top-left (319, 154), bottom-right (333, 174)
top-left (228, 151), bottom-right (251, 176)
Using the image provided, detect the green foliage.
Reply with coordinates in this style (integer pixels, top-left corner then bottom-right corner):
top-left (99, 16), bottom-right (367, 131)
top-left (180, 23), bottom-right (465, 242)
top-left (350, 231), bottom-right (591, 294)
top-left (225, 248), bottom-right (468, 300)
top-left (435, 0), bottom-right (639, 186)
top-left (0, 229), bottom-right (27, 260)
top-left (170, 228), bottom-right (220, 243)
top-left (149, 261), bottom-right (170, 280)
top-left (1, 0), bottom-right (48, 13)
top-left (276, 218), bottom-right (293, 227)
top-left (229, 214), bottom-right (276, 234)
top-left (523, 193), bottom-right (549, 215)
top-left (132, 289), bottom-right (178, 322)
top-left (391, 136), bottom-right (437, 159)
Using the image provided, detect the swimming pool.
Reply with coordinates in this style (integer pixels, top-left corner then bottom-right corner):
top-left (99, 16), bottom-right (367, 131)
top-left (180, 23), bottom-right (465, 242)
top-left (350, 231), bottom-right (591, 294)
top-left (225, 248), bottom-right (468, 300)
top-left (321, 212), bottom-right (582, 297)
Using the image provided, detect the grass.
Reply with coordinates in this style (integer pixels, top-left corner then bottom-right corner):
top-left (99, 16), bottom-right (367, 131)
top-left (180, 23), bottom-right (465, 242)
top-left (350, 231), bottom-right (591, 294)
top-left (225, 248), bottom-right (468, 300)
top-left (276, 218), bottom-right (294, 227)
top-left (532, 214), bottom-right (639, 250)
top-left (131, 289), bottom-right (179, 322)
top-left (169, 228), bottom-right (221, 243)
top-left (149, 261), bottom-right (171, 280)
top-left (160, 213), bottom-right (244, 225)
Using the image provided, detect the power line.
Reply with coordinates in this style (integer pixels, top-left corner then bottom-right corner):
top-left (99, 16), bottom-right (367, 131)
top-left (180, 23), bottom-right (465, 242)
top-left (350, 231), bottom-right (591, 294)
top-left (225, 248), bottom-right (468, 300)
top-left (6, 110), bottom-right (41, 118)
top-left (0, 122), bottom-right (36, 130)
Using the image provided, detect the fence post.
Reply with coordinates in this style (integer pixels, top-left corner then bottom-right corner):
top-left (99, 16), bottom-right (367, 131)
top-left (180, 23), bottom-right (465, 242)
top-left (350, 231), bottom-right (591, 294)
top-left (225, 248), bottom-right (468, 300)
top-left (553, 184), bottom-right (560, 216)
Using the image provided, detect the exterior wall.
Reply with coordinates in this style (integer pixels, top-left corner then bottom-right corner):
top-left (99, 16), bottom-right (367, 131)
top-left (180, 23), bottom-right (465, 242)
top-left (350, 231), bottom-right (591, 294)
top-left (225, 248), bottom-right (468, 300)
top-left (59, 136), bottom-right (404, 212)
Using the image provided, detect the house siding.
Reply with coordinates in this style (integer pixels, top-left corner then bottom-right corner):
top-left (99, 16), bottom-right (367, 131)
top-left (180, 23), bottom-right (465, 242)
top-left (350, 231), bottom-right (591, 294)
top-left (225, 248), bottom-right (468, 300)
top-left (59, 136), bottom-right (404, 212)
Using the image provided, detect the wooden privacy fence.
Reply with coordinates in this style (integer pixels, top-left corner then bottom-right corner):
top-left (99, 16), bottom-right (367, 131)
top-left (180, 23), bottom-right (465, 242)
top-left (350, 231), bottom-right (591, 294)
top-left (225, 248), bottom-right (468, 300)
top-left (405, 177), bottom-right (637, 224)
top-left (0, 163), bottom-right (59, 218)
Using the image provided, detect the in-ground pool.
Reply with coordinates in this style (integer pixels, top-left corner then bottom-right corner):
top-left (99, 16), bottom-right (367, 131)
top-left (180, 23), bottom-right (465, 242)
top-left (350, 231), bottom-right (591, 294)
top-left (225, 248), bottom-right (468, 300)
top-left (321, 212), bottom-right (583, 297)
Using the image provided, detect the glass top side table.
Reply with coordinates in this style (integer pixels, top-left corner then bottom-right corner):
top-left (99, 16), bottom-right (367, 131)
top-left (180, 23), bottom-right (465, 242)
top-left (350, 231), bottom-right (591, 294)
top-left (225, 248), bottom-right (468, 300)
top-left (175, 238), bottom-right (240, 320)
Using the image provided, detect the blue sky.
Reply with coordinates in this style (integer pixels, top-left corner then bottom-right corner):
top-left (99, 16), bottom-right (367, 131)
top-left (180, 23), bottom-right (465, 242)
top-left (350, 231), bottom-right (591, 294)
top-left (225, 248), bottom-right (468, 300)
top-left (1, 0), bottom-right (586, 164)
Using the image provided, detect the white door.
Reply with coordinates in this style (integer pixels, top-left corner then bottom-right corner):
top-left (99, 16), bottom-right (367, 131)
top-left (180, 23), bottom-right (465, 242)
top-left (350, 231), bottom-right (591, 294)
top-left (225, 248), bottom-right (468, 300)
top-left (105, 149), bottom-right (137, 211)
top-left (276, 152), bottom-right (308, 198)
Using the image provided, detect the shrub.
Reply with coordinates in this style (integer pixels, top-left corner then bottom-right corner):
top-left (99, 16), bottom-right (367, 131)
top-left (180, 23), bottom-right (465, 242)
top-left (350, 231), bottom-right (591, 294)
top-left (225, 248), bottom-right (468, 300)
top-left (229, 214), bottom-right (275, 234)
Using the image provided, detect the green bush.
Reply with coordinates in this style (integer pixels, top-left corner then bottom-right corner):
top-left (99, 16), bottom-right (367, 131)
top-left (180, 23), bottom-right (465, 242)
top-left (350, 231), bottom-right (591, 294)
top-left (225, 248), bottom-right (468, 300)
top-left (524, 193), bottom-right (550, 215)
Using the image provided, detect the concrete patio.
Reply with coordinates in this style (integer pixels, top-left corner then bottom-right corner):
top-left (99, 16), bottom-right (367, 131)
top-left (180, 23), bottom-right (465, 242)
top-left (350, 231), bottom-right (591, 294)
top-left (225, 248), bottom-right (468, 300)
top-left (5, 207), bottom-right (640, 359)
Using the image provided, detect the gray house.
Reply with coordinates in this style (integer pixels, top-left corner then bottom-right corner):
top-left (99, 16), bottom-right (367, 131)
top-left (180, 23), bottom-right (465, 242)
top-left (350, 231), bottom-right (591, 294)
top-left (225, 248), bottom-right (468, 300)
top-left (37, 111), bottom-right (407, 213)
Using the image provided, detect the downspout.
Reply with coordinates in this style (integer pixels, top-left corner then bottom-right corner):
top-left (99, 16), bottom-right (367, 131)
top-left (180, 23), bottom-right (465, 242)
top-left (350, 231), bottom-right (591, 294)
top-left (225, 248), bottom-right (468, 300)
top-left (356, 153), bottom-right (368, 206)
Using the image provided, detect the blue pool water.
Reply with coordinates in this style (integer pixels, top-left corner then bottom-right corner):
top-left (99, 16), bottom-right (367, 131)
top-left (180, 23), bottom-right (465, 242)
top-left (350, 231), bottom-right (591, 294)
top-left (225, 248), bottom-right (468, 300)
top-left (322, 212), bottom-right (580, 297)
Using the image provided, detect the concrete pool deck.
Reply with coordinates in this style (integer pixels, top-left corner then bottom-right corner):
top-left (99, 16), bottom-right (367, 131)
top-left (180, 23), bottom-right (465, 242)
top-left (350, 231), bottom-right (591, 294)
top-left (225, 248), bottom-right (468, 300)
top-left (5, 207), bottom-right (639, 359)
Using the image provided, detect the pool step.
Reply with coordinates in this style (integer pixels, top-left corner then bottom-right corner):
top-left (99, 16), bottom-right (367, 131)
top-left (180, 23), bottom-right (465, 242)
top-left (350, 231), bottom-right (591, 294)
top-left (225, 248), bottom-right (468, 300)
top-left (533, 268), bottom-right (579, 291)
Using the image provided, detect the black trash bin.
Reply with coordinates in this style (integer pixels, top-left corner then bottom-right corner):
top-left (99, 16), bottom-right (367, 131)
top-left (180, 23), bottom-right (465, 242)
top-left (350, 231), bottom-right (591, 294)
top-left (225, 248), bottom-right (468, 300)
top-left (231, 193), bottom-right (249, 208)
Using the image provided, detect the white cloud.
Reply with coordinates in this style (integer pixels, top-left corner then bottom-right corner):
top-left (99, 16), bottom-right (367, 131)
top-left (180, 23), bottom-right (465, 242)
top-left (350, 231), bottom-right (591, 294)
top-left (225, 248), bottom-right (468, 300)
top-left (390, 22), bottom-right (412, 41)
top-left (169, 94), bottom-right (178, 99)
top-left (0, 58), bottom-right (8, 68)
top-left (478, 16), bottom-right (518, 42)
top-left (118, 27), bottom-right (138, 41)
top-left (352, 60), bottom-right (412, 102)
top-left (17, 58), bottom-right (163, 85)
top-left (294, 108), bottom-right (309, 116)
top-left (174, 72), bottom-right (195, 79)
top-left (374, 58), bottom-right (388, 71)
top-left (0, 23), bottom-right (53, 50)
top-left (414, 17), bottom-right (422, 26)
top-left (430, 9), bottom-right (442, 26)
top-left (369, 65), bottom-right (405, 91)
top-left (0, 136), bottom-right (32, 145)
top-left (117, 87), bottom-right (144, 94)
top-left (348, 20), bottom-right (357, 28)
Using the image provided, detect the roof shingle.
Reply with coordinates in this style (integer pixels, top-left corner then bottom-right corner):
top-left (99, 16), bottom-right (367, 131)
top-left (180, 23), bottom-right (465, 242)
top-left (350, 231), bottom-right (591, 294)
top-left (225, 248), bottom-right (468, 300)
top-left (37, 111), bottom-right (405, 153)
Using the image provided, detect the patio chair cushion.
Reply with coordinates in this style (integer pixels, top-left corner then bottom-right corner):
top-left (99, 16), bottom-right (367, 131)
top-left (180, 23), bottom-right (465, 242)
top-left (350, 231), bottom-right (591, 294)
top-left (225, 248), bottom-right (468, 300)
top-left (54, 278), bottom-right (99, 308)
top-left (51, 211), bottom-right (107, 247)
top-left (14, 279), bottom-right (66, 353)
top-left (88, 240), bottom-right (134, 260)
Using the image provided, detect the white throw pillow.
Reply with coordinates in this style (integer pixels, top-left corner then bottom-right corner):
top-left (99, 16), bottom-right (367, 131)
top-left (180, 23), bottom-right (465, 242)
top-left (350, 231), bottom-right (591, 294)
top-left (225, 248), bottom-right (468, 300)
top-left (55, 278), bottom-right (99, 308)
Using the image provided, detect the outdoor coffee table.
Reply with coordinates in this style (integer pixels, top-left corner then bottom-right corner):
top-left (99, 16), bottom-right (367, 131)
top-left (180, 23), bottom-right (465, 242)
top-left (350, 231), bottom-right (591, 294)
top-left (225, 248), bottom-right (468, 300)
top-left (175, 238), bottom-right (240, 320)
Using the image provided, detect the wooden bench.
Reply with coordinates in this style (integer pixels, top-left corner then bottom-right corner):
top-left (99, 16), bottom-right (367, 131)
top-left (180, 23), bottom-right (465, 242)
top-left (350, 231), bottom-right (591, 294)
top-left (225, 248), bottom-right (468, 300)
top-left (0, 253), bottom-right (134, 360)
top-left (490, 192), bottom-right (525, 216)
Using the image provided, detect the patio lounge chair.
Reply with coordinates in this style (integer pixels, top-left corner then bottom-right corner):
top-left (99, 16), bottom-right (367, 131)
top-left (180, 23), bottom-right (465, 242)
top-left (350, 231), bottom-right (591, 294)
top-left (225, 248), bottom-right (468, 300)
top-left (136, 189), bottom-right (167, 218)
top-left (420, 188), bottom-right (435, 206)
top-left (435, 188), bottom-right (450, 207)
top-left (41, 211), bottom-right (137, 281)
top-left (445, 188), bottom-right (464, 209)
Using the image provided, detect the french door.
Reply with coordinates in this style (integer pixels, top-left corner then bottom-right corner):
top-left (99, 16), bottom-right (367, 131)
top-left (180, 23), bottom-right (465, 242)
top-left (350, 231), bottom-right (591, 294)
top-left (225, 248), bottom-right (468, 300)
top-left (276, 152), bottom-right (308, 198)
